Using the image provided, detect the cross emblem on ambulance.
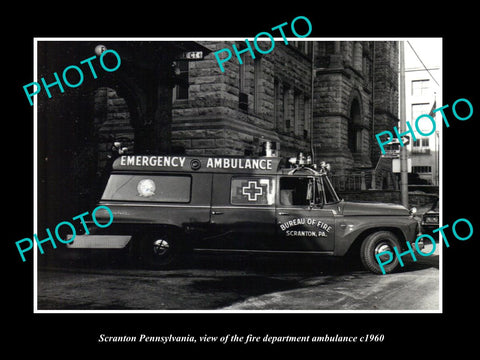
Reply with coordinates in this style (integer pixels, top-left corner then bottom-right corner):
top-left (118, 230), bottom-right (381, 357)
top-left (242, 181), bottom-right (263, 201)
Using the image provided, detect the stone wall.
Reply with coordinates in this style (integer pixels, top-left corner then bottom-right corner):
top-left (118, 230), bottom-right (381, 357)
top-left (172, 40), bottom-right (313, 157)
top-left (94, 87), bottom-right (135, 168)
top-left (371, 41), bottom-right (399, 164)
top-left (312, 41), bottom-right (377, 173)
top-left (94, 41), bottom-right (400, 178)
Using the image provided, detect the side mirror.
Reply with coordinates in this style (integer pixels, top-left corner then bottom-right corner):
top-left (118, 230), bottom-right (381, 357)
top-left (306, 180), bottom-right (316, 208)
top-left (315, 179), bottom-right (325, 207)
top-left (306, 181), bottom-right (313, 201)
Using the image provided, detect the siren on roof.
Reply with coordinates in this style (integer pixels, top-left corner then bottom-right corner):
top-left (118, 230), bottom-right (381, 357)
top-left (319, 161), bottom-right (331, 172)
top-left (287, 153), bottom-right (331, 175)
top-left (288, 152), bottom-right (313, 167)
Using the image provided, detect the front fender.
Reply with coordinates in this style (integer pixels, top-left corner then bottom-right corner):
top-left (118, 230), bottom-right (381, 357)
top-left (334, 215), bottom-right (419, 256)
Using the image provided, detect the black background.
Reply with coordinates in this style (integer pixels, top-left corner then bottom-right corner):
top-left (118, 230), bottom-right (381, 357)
top-left (6, 4), bottom-right (477, 355)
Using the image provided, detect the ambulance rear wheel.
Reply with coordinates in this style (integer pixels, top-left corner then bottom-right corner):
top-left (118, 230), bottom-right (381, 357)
top-left (140, 232), bottom-right (179, 269)
top-left (360, 231), bottom-right (401, 274)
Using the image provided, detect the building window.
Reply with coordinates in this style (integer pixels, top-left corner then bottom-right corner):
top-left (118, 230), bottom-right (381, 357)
top-left (254, 58), bottom-right (262, 113)
top-left (239, 53), bottom-right (248, 111)
top-left (412, 79), bottom-right (430, 96)
top-left (173, 61), bottom-right (189, 101)
top-left (414, 138), bottom-right (429, 147)
top-left (304, 96), bottom-right (311, 140)
top-left (412, 137), bottom-right (431, 154)
top-left (283, 84), bottom-right (291, 132)
top-left (348, 99), bottom-right (362, 153)
top-left (306, 42), bottom-right (313, 58)
top-left (290, 41), bottom-right (313, 58)
top-left (294, 89), bottom-right (301, 136)
top-left (412, 166), bottom-right (432, 173)
top-left (274, 78), bottom-right (280, 129)
top-left (411, 103), bottom-right (431, 122)
top-left (352, 42), bottom-right (363, 72)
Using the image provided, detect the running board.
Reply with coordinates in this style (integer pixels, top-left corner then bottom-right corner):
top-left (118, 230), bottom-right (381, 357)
top-left (192, 248), bottom-right (334, 255)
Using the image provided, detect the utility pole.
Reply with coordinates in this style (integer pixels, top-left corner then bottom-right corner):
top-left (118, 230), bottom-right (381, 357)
top-left (399, 41), bottom-right (409, 207)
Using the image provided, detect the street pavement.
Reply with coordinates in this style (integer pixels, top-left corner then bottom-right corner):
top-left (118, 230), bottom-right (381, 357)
top-left (224, 243), bottom-right (440, 311)
top-left (36, 244), bottom-right (439, 311)
top-left (223, 268), bottom-right (438, 311)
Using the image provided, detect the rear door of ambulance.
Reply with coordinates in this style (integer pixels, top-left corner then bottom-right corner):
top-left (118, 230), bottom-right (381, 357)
top-left (200, 173), bottom-right (276, 250)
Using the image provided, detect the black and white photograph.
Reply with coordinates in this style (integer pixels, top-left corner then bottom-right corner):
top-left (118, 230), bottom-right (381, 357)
top-left (6, 8), bottom-right (479, 354)
top-left (33, 38), bottom-right (442, 312)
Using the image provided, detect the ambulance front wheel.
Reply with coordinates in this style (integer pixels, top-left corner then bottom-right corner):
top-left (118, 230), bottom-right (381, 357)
top-left (140, 232), bottom-right (180, 269)
top-left (360, 231), bottom-right (401, 274)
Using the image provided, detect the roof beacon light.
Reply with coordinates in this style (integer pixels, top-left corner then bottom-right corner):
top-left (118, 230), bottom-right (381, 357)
top-left (319, 161), bottom-right (331, 173)
top-left (288, 157), bottom-right (297, 166)
top-left (289, 152), bottom-right (313, 167)
top-left (298, 153), bottom-right (306, 166)
top-left (287, 153), bottom-right (321, 175)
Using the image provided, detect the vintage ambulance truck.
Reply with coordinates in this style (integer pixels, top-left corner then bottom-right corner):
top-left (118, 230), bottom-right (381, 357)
top-left (67, 154), bottom-right (421, 274)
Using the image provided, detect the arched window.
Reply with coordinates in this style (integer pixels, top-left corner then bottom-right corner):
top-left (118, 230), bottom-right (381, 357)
top-left (347, 98), bottom-right (362, 153)
top-left (352, 42), bottom-right (363, 72)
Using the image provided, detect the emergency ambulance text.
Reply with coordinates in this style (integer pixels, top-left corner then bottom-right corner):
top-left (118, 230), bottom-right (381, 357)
top-left (206, 157), bottom-right (272, 170)
top-left (375, 97), bottom-right (473, 155)
top-left (214, 16), bottom-right (312, 72)
top-left (118, 155), bottom-right (273, 170)
top-left (23, 49), bottom-right (121, 106)
top-left (120, 155), bottom-right (186, 167)
top-left (375, 217), bottom-right (474, 275)
top-left (15, 205), bottom-right (113, 262)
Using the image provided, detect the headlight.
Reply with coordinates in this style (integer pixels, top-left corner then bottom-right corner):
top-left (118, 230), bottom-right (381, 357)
top-left (410, 207), bottom-right (417, 215)
top-left (424, 216), bottom-right (439, 223)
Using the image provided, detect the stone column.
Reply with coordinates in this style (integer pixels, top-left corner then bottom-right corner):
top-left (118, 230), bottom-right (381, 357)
top-left (329, 41), bottom-right (343, 68)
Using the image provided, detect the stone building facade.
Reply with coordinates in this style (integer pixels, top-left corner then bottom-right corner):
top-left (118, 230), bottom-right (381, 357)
top-left (171, 40), bottom-right (313, 158)
top-left (38, 40), bottom-right (400, 228)
top-left (37, 40), bottom-right (211, 225)
top-left (171, 40), bottom-right (399, 177)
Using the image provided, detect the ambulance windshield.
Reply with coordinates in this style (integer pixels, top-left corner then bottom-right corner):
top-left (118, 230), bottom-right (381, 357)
top-left (314, 176), bottom-right (341, 205)
top-left (322, 176), bottom-right (341, 203)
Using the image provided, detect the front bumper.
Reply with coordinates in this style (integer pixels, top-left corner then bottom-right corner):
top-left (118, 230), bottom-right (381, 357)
top-left (408, 218), bottom-right (424, 250)
top-left (415, 236), bottom-right (425, 250)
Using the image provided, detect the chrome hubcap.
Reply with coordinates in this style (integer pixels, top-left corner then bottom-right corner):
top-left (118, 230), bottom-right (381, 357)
top-left (153, 239), bottom-right (170, 256)
top-left (374, 242), bottom-right (392, 261)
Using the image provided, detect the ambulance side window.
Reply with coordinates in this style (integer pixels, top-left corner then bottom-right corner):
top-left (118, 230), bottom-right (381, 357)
top-left (102, 174), bottom-right (192, 203)
top-left (280, 177), bottom-right (315, 206)
top-left (230, 177), bottom-right (275, 205)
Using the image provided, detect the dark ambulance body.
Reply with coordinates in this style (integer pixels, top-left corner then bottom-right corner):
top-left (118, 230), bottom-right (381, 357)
top-left (68, 155), bottom-right (420, 274)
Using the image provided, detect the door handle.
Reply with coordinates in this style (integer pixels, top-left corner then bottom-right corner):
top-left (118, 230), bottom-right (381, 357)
top-left (211, 211), bottom-right (224, 215)
top-left (278, 212), bottom-right (290, 216)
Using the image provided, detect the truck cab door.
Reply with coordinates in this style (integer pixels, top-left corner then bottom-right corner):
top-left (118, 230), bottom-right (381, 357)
top-left (276, 176), bottom-right (335, 252)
